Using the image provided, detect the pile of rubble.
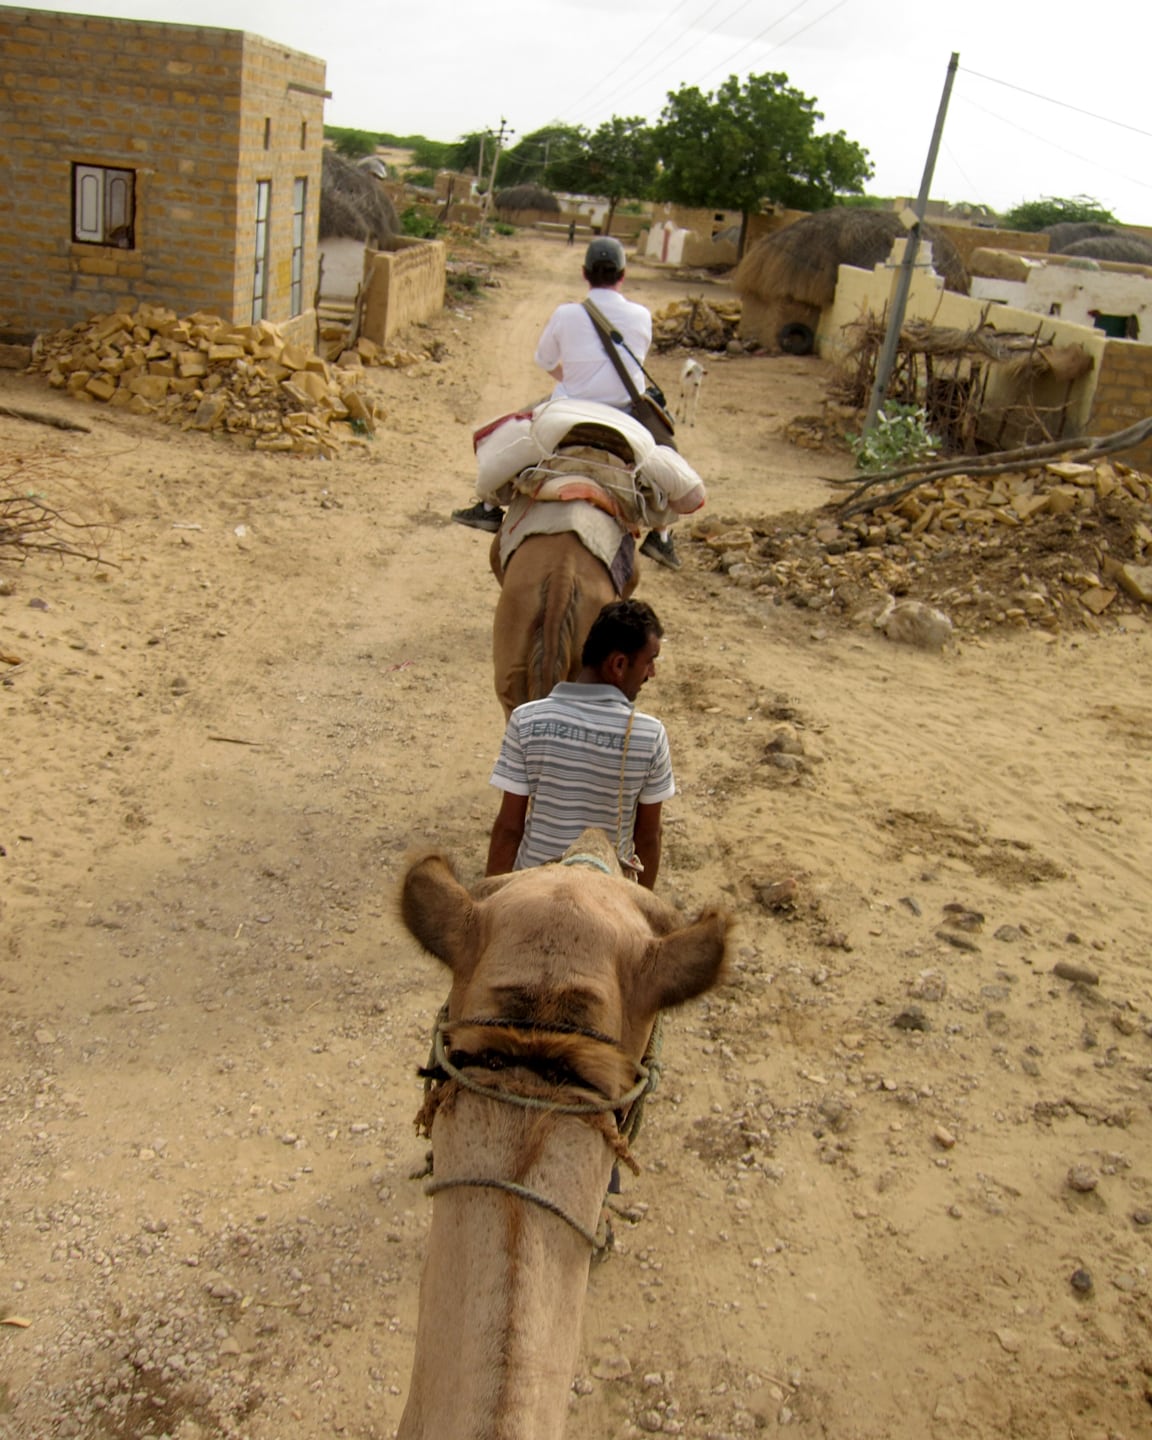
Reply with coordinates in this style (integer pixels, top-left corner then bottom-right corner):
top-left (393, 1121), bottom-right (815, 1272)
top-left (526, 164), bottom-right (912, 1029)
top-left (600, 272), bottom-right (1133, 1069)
top-left (27, 305), bottom-right (389, 457)
top-left (690, 459), bottom-right (1152, 634)
top-left (652, 296), bottom-right (743, 352)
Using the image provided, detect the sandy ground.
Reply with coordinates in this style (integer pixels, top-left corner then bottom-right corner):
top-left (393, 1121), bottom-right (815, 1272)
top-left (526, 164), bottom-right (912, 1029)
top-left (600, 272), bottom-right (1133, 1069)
top-left (2, 233), bottom-right (1152, 1440)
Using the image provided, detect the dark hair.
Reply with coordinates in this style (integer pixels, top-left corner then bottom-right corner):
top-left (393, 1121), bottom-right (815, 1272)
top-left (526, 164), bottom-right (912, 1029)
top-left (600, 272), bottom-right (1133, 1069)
top-left (582, 599), bottom-right (663, 667)
top-left (583, 236), bottom-right (626, 286)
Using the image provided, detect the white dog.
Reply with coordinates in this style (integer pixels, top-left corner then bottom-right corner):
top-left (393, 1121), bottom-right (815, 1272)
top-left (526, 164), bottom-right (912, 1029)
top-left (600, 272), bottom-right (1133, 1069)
top-left (677, 357), bottom-right (705, 426)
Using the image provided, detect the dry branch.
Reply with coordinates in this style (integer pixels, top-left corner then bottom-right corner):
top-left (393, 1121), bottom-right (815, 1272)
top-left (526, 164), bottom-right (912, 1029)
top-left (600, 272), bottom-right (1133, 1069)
top-left (0, 494), bottom-right (112, 566)
top-left (836, 415), bottom-right (1152, 519)
top-left (0, 404), bottom-right (91, 433)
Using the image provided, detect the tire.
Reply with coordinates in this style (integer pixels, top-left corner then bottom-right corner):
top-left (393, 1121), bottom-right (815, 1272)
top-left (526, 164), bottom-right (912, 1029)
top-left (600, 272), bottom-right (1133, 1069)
top-left (777, 322), bottom-right (815, 356)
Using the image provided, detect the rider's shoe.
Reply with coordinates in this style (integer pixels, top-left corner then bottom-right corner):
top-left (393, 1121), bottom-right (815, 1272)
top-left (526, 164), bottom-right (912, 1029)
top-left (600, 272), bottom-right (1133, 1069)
top-left (452, 500), bottom-right (503, 533)
top-left (640, 531), bottom-right (682, 570)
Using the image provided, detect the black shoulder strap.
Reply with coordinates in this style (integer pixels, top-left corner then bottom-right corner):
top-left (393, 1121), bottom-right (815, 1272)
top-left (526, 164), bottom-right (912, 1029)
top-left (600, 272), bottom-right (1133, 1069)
top-left (582, 299), bottom-right (643, 404)
top-left (583, 298), bottom-right (668, 401)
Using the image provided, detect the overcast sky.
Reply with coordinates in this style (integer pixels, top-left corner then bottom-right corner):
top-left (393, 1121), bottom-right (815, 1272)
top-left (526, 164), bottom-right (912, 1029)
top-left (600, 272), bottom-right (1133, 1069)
top-left (18, 0), bottom-right (1152, 225)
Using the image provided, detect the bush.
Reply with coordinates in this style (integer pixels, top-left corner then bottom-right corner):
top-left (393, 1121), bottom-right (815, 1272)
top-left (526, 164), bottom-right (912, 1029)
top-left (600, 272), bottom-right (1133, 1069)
top-left (325, 127), bottom-right (379, 160)
top-left (400, 207), bottom-right (441, 238)
top-left (849, 402), bottom-right (940, 473)
top-left (1000, 195), bottom-right (1118, 232)
top-left (492, 222), bottom-right (516, 236)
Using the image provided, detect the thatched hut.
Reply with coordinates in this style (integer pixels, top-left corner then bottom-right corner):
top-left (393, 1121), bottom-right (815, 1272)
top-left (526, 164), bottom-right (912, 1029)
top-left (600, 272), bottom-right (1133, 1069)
top-left (1042, 221), bottom-right (1116, 254)
top-left (1060, 234), bottom-right (1152, 266)
top-left (732, 207), bottom-right (970, 351)
top-left (318, 148), bottom-right (400, 305)
top-left (494, 185), bottom-right (560, 220)
top-left (320, 148), bottom-right (398, 246)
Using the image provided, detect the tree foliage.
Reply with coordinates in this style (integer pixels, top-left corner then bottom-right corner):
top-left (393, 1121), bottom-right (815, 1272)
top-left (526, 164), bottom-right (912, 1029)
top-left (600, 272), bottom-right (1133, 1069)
top-left (324, 126), bottom-right (379, 160)
top-left (566, 117), bottom-right (657, 233)
top-left (1000, 195), bottom-right (1119, 231)
top-left (498, 126), bottom-right (588, 190)
top-left (655, 72), bottom-right (872, 222)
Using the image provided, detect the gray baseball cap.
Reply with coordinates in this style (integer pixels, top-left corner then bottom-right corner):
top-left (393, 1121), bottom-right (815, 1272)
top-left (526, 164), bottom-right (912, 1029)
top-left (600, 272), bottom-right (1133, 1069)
top-left (583, 236), bottom-right (626, 280)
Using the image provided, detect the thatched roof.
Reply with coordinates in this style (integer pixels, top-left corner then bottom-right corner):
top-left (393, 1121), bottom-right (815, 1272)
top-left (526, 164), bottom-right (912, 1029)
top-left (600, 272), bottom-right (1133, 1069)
top-left (1060, 234), bottom-right (1152, 265)
top-left (495, 185), bottom-right (560, 213)
top-left (732, 208), bottom-right (969, 309)
top-left (319, 148), bottom-right (398, 245)
top-left (1042, 221), bottom-right (1116, 254)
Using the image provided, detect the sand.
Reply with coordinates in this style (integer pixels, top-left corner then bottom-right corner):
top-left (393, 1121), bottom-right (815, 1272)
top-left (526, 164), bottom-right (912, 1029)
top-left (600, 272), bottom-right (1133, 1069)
top-left (2, 232), bottom-right (1151, 1440)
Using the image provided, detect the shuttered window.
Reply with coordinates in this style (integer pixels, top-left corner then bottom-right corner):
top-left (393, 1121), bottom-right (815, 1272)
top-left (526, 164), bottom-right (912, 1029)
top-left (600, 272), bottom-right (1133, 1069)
top-left (72, 165), bottom-right (135, 246)
top-left (252, 181), bottom-right (271, 323)
top-left (290, 178), bottom-right (307, 317)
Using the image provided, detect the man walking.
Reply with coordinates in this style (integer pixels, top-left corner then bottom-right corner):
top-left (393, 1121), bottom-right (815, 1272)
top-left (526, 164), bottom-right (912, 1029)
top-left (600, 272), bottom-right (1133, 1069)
top-left (486, 599), bottom-right (673, 888)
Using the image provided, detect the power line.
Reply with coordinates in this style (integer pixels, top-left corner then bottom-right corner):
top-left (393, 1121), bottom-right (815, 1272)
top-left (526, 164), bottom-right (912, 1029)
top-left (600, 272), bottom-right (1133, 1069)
top-left (565, 0), bottom-right (775, 130)
top-left (956, 94), bottom-right (1152, 195)
top-left (552, 0), bottom-right (710, 126)
top-left (961, 66), bottom-right (1152, 141)
top-left (694, 0), bottom-right (852, 90)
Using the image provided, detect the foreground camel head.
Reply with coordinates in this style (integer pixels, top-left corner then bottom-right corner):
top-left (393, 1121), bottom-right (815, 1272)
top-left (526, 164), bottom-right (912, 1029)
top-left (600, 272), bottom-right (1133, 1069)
top-left (401, 827), bottom-right (731, 1075)
top-left (395, 830), bottom-right (731, 1440)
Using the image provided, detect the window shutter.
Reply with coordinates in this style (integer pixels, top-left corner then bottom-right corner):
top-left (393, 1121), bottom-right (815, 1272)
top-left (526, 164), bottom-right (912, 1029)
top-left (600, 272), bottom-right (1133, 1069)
top-left (75, 166), bottom-right (104, 241)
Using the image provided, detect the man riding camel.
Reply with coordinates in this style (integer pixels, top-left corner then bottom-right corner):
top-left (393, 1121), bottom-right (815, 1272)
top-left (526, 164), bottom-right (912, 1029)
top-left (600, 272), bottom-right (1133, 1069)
top-left (453, 238), bottom-right (684, 570)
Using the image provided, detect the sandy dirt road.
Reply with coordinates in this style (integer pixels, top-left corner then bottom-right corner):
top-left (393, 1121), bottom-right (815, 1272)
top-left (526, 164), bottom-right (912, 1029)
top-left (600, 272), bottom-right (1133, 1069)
top-left (2, 232), bottom-right (1152, 1440)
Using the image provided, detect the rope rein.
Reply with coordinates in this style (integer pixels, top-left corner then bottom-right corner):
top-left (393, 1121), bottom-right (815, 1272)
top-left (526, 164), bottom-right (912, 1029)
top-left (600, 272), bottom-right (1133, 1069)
top-left (424, 1176), bottom-right (607, 1250)
top-left (416, 1009), bottom-right (663, 1251)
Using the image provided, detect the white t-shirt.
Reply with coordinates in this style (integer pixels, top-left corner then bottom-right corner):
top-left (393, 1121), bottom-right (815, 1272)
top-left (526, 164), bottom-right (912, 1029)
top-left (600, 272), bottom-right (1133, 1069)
top-left (534, 289), bottom-right (653, 407)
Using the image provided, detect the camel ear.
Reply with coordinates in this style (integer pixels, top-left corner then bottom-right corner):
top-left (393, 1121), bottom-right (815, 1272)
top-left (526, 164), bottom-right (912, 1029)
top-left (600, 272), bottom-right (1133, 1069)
top-left (400, 854), bottom-right (477, 975)
top-left (638, 909), bottom-right (731, 1012)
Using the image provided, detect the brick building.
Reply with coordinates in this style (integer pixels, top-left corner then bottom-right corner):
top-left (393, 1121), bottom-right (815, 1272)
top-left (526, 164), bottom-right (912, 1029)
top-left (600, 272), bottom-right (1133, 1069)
top-left (0, 6), bottom-right (328, 345)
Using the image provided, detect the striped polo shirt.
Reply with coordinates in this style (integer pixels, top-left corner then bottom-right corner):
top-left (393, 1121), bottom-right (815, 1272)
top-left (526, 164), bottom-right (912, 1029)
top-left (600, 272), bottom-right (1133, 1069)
top-left (490, 682), bottom-right (675, 870)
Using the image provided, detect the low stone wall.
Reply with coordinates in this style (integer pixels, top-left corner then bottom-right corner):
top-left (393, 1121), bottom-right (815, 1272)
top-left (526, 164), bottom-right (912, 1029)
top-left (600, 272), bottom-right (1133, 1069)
top-left (360, 237), bottom-right (445, 345)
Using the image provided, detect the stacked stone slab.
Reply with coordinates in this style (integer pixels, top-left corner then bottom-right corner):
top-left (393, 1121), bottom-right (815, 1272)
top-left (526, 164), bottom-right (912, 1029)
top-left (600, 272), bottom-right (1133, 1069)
top-left (28, 305), bottom-right (386, 457)
top-left (692, 458), bottom-right (1152, 632)
top-left (652, 297), bottom-right (743, 352)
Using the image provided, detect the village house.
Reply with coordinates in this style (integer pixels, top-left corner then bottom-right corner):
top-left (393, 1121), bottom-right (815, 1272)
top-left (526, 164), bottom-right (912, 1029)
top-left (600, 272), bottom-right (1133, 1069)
top-left (0, 5), bottom-right (327, 346)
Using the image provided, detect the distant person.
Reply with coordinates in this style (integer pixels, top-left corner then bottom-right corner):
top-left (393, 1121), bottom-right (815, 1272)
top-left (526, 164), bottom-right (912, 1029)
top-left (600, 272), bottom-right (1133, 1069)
top-left (486, 599), bottom-right (673, 888)
top-left (452, 238), bottom-right (683, 570)
top-left (567, 219), bottom-right (577, 245)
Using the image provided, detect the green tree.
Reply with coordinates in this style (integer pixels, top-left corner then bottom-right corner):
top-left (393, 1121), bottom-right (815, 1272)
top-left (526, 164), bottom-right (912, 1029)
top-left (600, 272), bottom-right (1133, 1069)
top-left (498, 125), bottom-right (588, 190)
top-left (656, 72), bottom-right (872, 250)
top-left (1000, 195), bottom-right (1119, 231)
top-left (565, 117), bottom-right (657, 235)
top-left (324, 126), bottom-right (379, 160)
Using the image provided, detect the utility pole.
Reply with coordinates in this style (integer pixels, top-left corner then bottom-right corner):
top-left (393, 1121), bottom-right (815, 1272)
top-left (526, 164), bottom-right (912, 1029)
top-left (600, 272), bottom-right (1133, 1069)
top-left (480, 117), bottom-right (514, 231)
top-left (863, 52), bottom-right (960, 434)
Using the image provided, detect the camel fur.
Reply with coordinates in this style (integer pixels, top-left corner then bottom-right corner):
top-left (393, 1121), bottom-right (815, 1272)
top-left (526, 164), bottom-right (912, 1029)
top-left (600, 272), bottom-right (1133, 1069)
top-left (489, 530), bottom-right (636, 720)
top-left (397, 829), bottom-right (731, 1440)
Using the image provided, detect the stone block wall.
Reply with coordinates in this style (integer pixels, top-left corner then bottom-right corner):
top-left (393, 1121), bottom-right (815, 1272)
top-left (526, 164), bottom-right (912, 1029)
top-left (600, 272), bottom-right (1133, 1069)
top-left (1088, 341), bottom-right (1152, 471)
top-left (231, 31), bottom-right (325, 342)
top-left (0, 7), bottom-right (324, 342)
top-left (361, 238), bottom-right (446, 346)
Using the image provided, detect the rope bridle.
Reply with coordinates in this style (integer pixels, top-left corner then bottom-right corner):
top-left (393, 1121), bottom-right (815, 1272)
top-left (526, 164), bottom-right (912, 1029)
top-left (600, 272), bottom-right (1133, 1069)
top-left (418, 1006), bottom-right (662, 1251)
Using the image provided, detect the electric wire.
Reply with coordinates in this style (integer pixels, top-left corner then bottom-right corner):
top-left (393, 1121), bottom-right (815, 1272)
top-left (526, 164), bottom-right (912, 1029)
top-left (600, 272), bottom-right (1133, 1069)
top-left (554, 0), bottom-right (707, 124)
top-left (961, 66), bottom-right (1152, 142)
top-left (693, 0), bottom-right (853, 90)
top-left (956, 94), bottom-right (1152, 196)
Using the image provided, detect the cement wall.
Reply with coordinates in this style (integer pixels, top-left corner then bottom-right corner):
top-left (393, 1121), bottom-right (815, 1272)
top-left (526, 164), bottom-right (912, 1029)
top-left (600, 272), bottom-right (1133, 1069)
top-left (971, 259), bottom-right (1152, 338)
top-left (318, 237), bottom-right (367, 304)
top-left (360, 237), bottom-right (445, 345)
top-left (0, 7), bottom-right (324, 343)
